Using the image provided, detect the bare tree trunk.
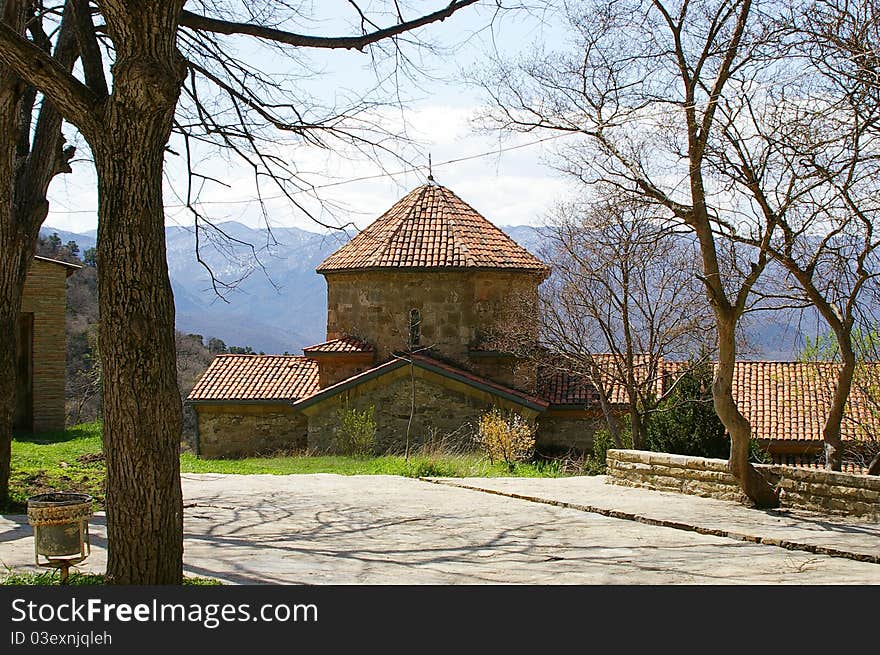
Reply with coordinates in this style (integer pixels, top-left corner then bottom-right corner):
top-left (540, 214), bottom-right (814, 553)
top-left (868, 451), bottom-right (880, 476)
top-left (715, 315), bottom-right (779, 508)
top-left (91, 5), bottom-right (186, 583)
top-left (0, 0), bottom-right (27, 506)
top-left (780, 265), bottom-right (855, 472)
top-left (822, 335), bottom-right (854, 471)
top-left (0, 252), bottom-right (28, 506)
top-left (94, 126), bottom-right (184, 583)
top-left (0, 0), bottom-right (77, 505)
top-left (628, 400), bottom-right (643, 451)
top-left (595, 386), bottom-right (622, 448)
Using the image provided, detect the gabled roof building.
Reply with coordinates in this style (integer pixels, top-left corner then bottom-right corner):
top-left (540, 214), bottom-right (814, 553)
top-left (187, 181), bottom-right (877, 464)
top-left (188, 180), bottom-right (563, 457)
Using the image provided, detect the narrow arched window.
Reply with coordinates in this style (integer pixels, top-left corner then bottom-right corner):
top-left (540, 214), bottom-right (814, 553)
top-left (409, 309), bottom-right (421, 349)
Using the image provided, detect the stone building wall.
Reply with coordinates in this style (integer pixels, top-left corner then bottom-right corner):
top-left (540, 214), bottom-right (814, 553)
top-left (467, 354), bottom-right (537, 394)
top-left (606, 449), bottom-right (880, 519)
top-left (19, 259), bottom-right (69, 432)
top-left (195, 403), bottom-right (308, 458)
top-left (323, 270), bottom-right (542, 369)
top-left (312, 355), bottom-right (375, 388)
top-left (537, 411), bottom-right (605, 453)
top-left (305, 368), bottom-right (539, 454)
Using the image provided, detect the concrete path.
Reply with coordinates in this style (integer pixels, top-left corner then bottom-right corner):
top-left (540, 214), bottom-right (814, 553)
top-left (1, 473), bottom-right (878, 584)
top-left (428, 476), bottom-right (880, 563)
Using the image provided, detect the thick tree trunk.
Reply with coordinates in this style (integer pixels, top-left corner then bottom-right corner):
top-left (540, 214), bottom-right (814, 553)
top-left (0, 244), bottom-right (30, 506)
top-left (90, 6), bottom-right (187, 582)
top-left (868, 451), bottom-right (880, 476)
top-left (822, 336), bottom-right (854, 472)
top-left (0, 0), bottom-right (26, 506)
top-left (715, 315), bottom-right (779, 508)
top-left (93, 122), bottom-right (183, 584)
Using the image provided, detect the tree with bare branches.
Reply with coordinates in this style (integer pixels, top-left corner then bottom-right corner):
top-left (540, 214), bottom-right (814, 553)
top-left (0, 1), bottom-right (79, 508)
top-left (0, 0), bottom-right (481, 583)
top-left (532, 197), bottom-right (714, 450)
top-left (475, 0), bottom-right (804, 506)
top-left (699, 0), bottom-right (880, 472)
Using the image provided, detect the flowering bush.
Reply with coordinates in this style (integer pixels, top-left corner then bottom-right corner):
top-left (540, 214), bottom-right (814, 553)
top-left (475, 408), bottom-right (536, 469)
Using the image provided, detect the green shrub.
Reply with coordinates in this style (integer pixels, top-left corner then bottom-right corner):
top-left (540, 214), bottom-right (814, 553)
top-left (645, 361), bottom-right (730, 459)
top-left (475, 408), bottom-right (536, 470)
top-left (334, 403), bottom-right (377, 456)
top-left (586, 427), bottom-right (632, 474)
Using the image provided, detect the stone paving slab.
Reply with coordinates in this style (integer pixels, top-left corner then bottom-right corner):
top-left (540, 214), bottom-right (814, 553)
top-left (1, 473), bottom-right (878, 584)
top-left (427, 476), bottom-right (880, 563)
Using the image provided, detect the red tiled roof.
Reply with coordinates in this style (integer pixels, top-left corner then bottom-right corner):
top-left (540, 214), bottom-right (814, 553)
top-left (316, 183), bottom-right (549, 273)
top-left (541, 357), bottom-right (880, 444)
top-left (731, 361), bottom-right (880, 443)
top-left (303, 337), bottom-right (375, 354)
top-left (187, 355), bottom-right (319, 402)
top-left (539, 370), bottom-right (601, 406)
top-left (539, 355), bottom-right (661, 406)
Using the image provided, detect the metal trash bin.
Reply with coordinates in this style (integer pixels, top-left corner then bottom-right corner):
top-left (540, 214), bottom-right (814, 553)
top-left (27, 492), bottom-right (93, 582)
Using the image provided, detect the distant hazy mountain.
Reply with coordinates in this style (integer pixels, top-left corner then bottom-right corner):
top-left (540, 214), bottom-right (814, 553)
top-left (41, 222), bottom-right (810, 358)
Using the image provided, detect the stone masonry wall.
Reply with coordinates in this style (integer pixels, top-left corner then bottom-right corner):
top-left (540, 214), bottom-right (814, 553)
top-left (196, 404), bottom-right (308, 458)
top-left (536, 412), bottom-right (605, 453)
top-left (468, 355), bottom-right (536, 394)
top-left (19, 259), bottom-right (68, 432)
top-left (313, 355), bottom-right (375, 388)
top-left (607, 449), bottom-right (880, 519)
top-left (323, 270), bottom-right (542, 370)
top-left (306, 369), bottom-right (536, 454)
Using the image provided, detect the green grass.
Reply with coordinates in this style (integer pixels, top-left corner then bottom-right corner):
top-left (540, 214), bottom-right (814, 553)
top-left (7, 422), bottom-right (105, 513)
top-left (4, 422), bottom-right (576, 513)
top-left (0, 570), bottom-right (222, 586)
top-left (180, 451), bottom-right (567, 478)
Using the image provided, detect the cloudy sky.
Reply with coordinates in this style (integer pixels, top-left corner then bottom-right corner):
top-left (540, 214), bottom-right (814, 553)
top-left (45, 2), bottom-right (579, 235)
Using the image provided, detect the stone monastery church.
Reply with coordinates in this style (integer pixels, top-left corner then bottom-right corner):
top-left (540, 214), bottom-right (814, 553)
top-left (188, 179), bottom-right (594, 458)
top-left (188, 180), bottom-right (869, 464)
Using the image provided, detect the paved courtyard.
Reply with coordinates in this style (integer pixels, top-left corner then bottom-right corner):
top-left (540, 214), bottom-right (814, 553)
top-left (1, 474), bottom-right (878, 584)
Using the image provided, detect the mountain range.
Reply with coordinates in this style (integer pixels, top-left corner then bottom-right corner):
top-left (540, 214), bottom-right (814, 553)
top-left (40, 222), bottom-right (808, 358)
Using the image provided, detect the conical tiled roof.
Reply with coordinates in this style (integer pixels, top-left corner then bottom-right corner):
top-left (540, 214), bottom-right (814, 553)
top-left (317, 183), bottom-right (549, 273)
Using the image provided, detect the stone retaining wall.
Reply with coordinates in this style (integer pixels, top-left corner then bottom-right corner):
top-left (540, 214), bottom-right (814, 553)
top-left (607, 449), bottom-right (880, 519)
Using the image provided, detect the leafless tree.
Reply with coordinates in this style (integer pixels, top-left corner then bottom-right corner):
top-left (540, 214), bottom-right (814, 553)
top-left (474, 0), bottom-right (810, 506)
top-left (0, 0), bottom-right (482, 583)
top-left (699, 0), bottom-right (880, 472)
top-left (0, 1), bottom-right (78, 509)
top-left (534, 196), bottom-right (715, 450)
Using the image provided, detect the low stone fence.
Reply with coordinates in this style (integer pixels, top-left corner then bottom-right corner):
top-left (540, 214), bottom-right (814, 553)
top-left (606, 449), bottom-right (880, 520)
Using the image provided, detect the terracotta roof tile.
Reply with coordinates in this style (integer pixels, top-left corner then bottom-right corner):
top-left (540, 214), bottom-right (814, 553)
top-left (542, 358), bottom-right (880, 444)
top-left (302, 337), bottom-right (375, 354)
top-left (539, 355), bottom-right (661, 406)
top-left (317, 183), bottom-right (549, 273)
top-left (539, 370), bottom-right (600, 406)
top-left (730, 361), bottom-right (880, 443)
top-left (188, 355), bottom-right (319, 402)
top-left (294, 353), bottom-right (548, 412)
